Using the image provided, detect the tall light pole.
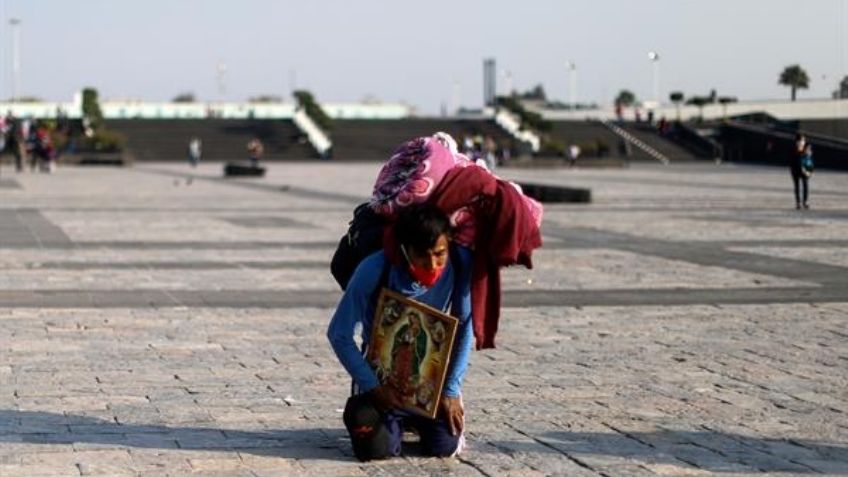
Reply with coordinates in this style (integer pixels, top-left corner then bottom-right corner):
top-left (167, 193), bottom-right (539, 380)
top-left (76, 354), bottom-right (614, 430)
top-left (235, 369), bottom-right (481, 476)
top-left (648, 51), bottom-right (660, 105)
top-left (451, 80), bottom-right (461, 115)
top-left (566, 60), bottom-right (577, 106)
top-left (10, 18), bottom-right (21, 102)
top-left (288, 68), bottom-right (297, 97)
top-left (216, 61), bottom-right (227, 100)
top-left (502, 70), bottom-right (513, 97)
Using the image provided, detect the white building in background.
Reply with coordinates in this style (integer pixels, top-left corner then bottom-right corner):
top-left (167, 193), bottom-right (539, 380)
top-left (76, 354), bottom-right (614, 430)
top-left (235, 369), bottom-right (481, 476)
top-left (0, 92), bottom-right (414, 120)
top-left (1, 91), bottom-right (846, 122)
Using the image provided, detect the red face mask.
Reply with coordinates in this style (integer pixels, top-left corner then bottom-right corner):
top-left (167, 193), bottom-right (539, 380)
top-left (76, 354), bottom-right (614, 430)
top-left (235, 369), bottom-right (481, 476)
top-left (402, 246), bottom-right (446, 287)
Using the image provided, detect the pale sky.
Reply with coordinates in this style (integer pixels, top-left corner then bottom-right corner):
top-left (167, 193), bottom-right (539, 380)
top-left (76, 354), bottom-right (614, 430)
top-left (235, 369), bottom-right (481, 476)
top-left (1, 0), bottom-right (847, 114)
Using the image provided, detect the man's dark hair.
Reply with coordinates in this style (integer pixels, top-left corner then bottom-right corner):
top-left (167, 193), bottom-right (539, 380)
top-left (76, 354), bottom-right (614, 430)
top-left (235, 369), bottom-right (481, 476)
top-left (394, 204), bottom-right (452, 253)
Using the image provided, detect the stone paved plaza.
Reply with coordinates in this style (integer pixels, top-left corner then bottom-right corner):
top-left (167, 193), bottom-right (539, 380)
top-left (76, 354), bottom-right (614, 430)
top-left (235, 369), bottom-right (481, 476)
top-left (1, 160), bottom-right (847, 476)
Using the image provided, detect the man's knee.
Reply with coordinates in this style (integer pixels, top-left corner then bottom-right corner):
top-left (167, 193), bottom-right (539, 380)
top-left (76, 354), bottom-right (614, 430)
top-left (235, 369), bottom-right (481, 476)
top-left (422, 428), bottom-right (463, 457)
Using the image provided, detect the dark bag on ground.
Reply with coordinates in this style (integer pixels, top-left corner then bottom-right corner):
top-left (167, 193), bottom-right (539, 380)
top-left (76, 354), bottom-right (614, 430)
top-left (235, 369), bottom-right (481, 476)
top-left (331, 202), bottom-right (388, 290)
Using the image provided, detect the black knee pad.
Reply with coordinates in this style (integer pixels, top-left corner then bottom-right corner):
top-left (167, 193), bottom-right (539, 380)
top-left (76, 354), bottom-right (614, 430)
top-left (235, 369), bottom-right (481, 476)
top-left (343, 393), bottom-right (391, 461)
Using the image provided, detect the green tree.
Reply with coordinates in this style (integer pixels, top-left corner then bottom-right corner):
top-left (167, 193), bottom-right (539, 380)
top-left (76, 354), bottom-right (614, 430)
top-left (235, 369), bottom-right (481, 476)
top-left (518, 84), bottom-right (547, 101)
top-left (718, 96), bottom-right (737, 120)
top-left (172, 92), bottom-right (196, 103)
top-left (669, 91), bottom-right (684, 121)
top-left (248, 95), bottom-right (283, 103)
top-left (778, 65), bottom-right (810, 101)
top-left (615, 90), bottom-right (636, 107)
top-left (686, 96), bottom-right (710, 122)
top-left (294, 90), bottom-right (333, 130)
top-left (833, 75), bottom-right (848, 99)
top-left (81, 87), bottom-right (103, 131)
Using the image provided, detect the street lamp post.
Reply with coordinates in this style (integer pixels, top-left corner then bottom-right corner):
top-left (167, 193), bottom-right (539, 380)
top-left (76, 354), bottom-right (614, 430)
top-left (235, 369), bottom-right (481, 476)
top-left (566, 61), bottom-right (577, 107)
top-left (216, 61), bottom-right (228, 100)
top-left (648, 51), bottom-right (660, 105)
top-left (10, 18), bottom-right (21, 102)
top-left (502, 70), bottom-right (513, 97)
top-left (451, 80), bottom-right (461, 115)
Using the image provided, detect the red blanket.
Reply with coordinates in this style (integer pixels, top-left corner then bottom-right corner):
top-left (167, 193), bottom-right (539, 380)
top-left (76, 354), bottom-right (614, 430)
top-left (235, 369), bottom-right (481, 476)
top-left (430, 167), bottom-right (543, 349)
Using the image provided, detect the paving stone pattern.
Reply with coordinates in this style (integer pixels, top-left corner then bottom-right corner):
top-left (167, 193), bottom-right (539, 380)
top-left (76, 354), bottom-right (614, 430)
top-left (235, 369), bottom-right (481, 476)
top-left (0, 162), bottom-right (846, 476)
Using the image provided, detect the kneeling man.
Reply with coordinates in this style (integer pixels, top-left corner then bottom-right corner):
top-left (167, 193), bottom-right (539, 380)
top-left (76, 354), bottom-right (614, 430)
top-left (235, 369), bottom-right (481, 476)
top-left (327, 204), bottom-right (473, 460)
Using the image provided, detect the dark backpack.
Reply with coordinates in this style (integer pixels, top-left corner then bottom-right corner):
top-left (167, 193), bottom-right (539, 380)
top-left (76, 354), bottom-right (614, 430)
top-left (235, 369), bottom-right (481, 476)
top-left (331, 202), bottom-right (388, 290)
top-left (331, 203), bottom-right (465, 293)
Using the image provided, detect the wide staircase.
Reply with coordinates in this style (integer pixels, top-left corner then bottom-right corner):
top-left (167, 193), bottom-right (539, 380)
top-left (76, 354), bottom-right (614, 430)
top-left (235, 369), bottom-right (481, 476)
top-left (617, 122), bottom-right (703, 163)
top-left (798, 119), bottom-right (848, 141)
top-left (328, 119), bottom-right (513, 160)
top-left (549, 120), bottom-right (652, 160)
top-left (108, 119), bottom-right (316, 161)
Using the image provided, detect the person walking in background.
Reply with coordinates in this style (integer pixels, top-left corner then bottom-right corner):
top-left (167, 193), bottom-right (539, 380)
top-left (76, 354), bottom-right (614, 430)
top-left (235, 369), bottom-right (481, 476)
top-left (188, 137), bottom-right (202, 168)
top-left (790, 133), bottom-right (813, 209)
top-left (483, 135), bottom-right (497, 171)
top-left (246, 137), bottom-right (264, 168)
top-left (24, 119), bottom-right (38, 172)
top-left (568, 143), bottom-right (581, 167)
top-left (0, 115), bottom-right (6, 154)
top-left (34, 122), bottom-right (55, 173)
top-left (4, 113), bottom-right (24, 172)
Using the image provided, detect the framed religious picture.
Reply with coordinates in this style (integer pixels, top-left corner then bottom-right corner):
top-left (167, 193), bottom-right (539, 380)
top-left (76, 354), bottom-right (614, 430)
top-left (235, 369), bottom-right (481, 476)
top-left (366, 288), bottom-right (459, 419)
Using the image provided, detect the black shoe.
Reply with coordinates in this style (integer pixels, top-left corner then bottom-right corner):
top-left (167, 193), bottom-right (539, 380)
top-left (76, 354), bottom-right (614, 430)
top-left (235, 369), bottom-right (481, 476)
top-left (796, 203), bottom-right (801, 210)
top-left (803, 203), bottom-right (809, 209)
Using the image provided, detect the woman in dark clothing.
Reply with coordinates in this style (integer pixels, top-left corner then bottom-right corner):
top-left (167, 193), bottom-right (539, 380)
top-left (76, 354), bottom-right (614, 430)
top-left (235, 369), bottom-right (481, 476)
top-left (790, 133), bottom-right (813, 209)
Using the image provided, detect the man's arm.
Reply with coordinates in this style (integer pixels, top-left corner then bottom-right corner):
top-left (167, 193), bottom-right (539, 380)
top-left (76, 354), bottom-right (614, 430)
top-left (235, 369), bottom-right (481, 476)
top-left (441, 247), bottom-right (473, 435)
top-left (326, 254), bottom-right (383, 393)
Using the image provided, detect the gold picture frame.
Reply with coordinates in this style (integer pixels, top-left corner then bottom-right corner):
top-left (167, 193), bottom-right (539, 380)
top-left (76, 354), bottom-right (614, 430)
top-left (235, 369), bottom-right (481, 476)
top-left (366, 288), bottom-right (458, 419)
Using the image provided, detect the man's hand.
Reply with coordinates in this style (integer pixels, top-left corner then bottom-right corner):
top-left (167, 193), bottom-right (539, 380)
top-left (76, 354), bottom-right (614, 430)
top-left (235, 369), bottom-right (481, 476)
top-left (440, 396), bottom-right (464, 436)
top-left (370, 385), bottom-right (404, 412)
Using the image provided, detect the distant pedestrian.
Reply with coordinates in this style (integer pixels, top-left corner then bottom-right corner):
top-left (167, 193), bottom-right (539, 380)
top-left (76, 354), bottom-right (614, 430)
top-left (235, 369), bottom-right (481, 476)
top-left (790, 133), bottom-right (813, 209)
top-left (24, 120), bottom-right (38, 171)
top-left (34, 122), bottom-right (55, 173)
top-left (568, 144), bottom-right (581, 167)
top-left (483, 135), bottom-right (497, 171)
top-left (0, 115), bottom-right (6, 153)
top-left (247, 138), bottom-right (264, 168)
top-left (4, 113), bottom-right (23, 172)
top-left (188, 137), bottom-right (202, 167)
top-left (658, 116), bottom-right (669, 135)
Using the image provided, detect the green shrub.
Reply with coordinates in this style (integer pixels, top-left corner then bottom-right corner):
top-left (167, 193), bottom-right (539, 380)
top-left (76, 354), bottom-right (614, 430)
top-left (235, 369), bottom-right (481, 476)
top-left (78, 128), bottom-right (126, 153)
top-left (538, 138), bottom-right (565, 157)
top-left (293, 90), bottom-right (333, 131)
top-left (496, 95), bottom-right (552, 133)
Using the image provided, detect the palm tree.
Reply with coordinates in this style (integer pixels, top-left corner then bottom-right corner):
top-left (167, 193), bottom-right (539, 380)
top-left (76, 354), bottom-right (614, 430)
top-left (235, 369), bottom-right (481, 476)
top-left (614, 90), bottom-right (636, 107)
top-left (779, 65), bottom-right (810, 101)
top-left (669, 91), bottom-right (684, 121)
top-left (686, 96), bottom-right (710, 122)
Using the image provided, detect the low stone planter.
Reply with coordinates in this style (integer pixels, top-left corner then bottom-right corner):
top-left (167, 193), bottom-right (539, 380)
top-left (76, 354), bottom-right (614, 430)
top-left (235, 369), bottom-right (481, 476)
top-left (516, 182), bottom-right (591, 203)
top-left (224, 162), bottom-right (266, 177)
top-left (62, 152), bottom-right (132, 167)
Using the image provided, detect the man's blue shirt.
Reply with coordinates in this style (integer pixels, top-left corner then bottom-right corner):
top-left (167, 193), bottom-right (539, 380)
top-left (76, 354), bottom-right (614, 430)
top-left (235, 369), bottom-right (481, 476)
top-left (327, 246), bottom-right (473, 397)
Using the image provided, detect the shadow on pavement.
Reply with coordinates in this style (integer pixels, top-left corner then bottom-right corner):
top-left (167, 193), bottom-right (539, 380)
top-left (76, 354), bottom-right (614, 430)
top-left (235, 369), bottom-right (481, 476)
top-left (484, 429), bottom-right (848, 474)
top-left (0, 410), bottom-right (351, 461)
top-left (5, 410), bottom-right (848, 472)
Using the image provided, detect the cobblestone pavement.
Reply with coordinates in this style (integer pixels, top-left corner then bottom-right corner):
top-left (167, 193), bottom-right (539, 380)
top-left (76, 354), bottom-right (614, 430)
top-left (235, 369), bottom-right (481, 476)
top-left (1, 161), bottom-right (847, 476)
